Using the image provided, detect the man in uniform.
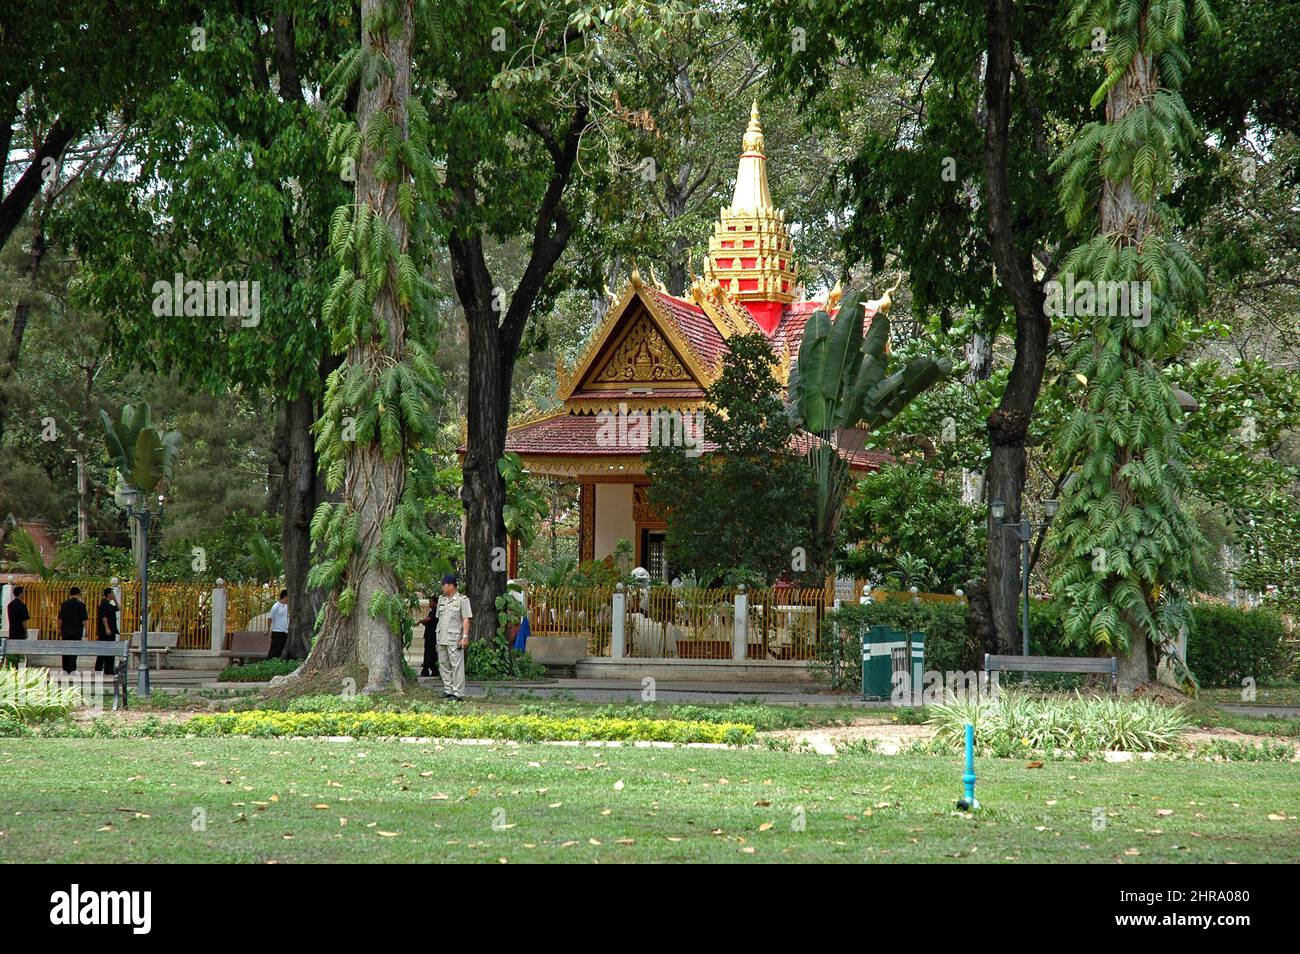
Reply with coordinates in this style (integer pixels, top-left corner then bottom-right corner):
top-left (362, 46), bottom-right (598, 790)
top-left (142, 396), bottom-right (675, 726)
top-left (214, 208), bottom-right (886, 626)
top-left (57, 587), bottom-right (89, 673)
top-left (6, 585), bottom-right (29, 640)
top-left (434, 574), bottom-right (471, 700)
top-left (96, 588), bottom-right (121, 676)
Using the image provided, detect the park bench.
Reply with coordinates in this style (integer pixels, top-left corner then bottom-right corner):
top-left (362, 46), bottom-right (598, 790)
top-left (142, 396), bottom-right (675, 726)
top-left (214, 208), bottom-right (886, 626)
top-left (220, 630), bottom-right (272, 665)
top-left (0, 637), bottom-right (130, 709)
top-left (984, 653), bottom-right (1118, 693)
top-left (129, 631), bottom-right (180, 669)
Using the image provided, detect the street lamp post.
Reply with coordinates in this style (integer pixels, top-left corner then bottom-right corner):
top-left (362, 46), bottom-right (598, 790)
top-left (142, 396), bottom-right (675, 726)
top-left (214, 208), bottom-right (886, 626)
top-left (991, 496), bottom-right (1058, 680)
top-left (126, 494), bottom-right (165, 696)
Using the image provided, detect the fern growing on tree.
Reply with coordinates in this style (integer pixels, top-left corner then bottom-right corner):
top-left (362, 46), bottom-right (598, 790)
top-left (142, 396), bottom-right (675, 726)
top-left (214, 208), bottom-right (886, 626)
top-left (299, 0), bottom-right (445, 692)
top-left (1050, 0), bottom-right (1217, 692)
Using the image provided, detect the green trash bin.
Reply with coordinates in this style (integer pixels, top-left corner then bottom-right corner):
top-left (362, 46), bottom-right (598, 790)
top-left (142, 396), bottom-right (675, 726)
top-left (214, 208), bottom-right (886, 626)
top-left (861, 625), bottom-right (926, 702)
top-left (862, 624), bottom-right (902, 700)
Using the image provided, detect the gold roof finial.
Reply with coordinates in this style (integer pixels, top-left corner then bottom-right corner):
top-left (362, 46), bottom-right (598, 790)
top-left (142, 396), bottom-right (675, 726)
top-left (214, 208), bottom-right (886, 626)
top-left (826, 280), bottom-right (845, 310)
top-left (730, 100), bottom-right (773, 214)
top-left (869, 274), bottom-right (904, 315)
top-left (742, 100), bottom-right (765, 156)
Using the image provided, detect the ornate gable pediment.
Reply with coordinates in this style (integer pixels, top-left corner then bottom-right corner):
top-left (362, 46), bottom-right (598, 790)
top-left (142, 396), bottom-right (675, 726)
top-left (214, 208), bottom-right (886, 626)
top-left (559, 276), bottom-right (711, 401)
top-left (590, 311), bottom-right (692, 386)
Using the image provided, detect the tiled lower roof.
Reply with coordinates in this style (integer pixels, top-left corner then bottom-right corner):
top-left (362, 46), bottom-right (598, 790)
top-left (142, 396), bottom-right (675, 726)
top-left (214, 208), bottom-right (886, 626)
top-left (498, 410), bottom-right (889, 472)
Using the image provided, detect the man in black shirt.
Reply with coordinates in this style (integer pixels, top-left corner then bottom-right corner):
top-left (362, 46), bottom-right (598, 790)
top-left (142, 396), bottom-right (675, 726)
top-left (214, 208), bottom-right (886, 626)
top-left (6, 585), bottom-right (29, 640)
top-left (57, 587), bottom-right (89, 673)
top-left (96, 588), bottom-right (121, 676)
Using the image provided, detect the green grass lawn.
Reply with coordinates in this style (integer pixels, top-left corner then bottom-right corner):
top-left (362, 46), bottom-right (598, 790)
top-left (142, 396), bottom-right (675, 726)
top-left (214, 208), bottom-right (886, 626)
top-left (2, 737), bottom-right (1296, 863)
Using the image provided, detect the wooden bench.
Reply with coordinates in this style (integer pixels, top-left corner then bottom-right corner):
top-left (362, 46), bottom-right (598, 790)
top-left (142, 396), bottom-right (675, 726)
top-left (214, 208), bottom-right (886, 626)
top-left (985, 653), bottom-right (1118, 692)
top-left (0, 637), bottom-right (130, 709)
top-left (220, 630), bottom-right (272, 665)
top-left (129, 631), bottom-right (180, 669)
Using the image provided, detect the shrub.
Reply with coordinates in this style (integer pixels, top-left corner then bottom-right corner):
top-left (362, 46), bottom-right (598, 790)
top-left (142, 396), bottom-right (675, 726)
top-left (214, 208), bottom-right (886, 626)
top-left (182, 710), bottom-right (755, 744)
top-left (928, 691), bottom-right (1190, 756)
top-left (1190, 739), bottom-right (1295, 762)
top-left (218, 659), bottom-right (300, 682)
top-left (0, 711), bottom-right (31, 736)
top-left (0, 667), bottom-right (82, 721)
top-left (1186, 604), bottom-right (1292, 687)
top-left (465, 641), bottom-right (547, 680)
top-left (816, 600), bottom-right (970, 691)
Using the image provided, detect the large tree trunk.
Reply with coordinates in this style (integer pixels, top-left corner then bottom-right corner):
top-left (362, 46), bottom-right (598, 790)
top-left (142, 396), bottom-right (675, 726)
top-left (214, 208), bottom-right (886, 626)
top-left (0, 199), bottom-right (49, 444)
top-left (459, 299), bottom-right (510, 645)
top-left (981, 0), bottom-right (1050, 655)
top-left (298, 0), bottom-right (413, 692)
top-left (447, 101), bottom-right (586, 646)
top-left (1103, 32), bottom-right (1158, 694)
top-left (278, 389), bottom-right (328, 660)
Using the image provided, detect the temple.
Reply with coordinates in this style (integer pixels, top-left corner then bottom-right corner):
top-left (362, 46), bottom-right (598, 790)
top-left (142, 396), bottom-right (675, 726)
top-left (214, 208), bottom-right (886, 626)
top-left (502, 103), bottom-right (891, 579)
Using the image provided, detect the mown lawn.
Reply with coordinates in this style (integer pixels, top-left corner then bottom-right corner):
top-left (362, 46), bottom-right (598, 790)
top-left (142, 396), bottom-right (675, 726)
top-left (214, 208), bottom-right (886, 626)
top-left (1, 737), bottom-right (1296, 863)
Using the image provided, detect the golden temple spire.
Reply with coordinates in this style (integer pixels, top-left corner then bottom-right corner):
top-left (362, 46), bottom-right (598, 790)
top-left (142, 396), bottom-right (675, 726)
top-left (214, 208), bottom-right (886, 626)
top-left (731, 100), bottom-right (772, 212)
top-left (703, 100), bottom-right (798, 333)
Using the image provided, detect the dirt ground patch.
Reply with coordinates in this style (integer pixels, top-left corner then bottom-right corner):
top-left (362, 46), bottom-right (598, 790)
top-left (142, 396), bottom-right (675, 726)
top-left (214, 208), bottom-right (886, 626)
top-left (763, 717), bottom-right (936, 754)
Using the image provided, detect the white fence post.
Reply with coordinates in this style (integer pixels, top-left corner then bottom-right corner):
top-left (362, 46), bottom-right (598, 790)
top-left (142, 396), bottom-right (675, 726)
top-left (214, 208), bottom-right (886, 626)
top-left (733, 585), bottom-right (748, 661)
top-left (210, 578), bottom-right (227, 654)
top-left (611, 583), bottom-right (626, 659)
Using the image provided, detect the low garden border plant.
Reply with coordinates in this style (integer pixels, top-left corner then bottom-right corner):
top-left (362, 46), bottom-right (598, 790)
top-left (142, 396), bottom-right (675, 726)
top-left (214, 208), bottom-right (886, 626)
top-left (182, 710), bottom-right (756, 744)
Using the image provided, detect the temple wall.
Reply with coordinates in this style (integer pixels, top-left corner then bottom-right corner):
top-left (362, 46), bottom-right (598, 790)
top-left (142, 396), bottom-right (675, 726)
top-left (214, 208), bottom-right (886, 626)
top-left (594, 483), bottom-right (635, 559)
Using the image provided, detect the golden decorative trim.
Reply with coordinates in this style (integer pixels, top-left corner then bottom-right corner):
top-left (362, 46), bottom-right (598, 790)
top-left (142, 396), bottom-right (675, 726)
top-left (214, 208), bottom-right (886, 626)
top-left (632, 483), bottom-right (665, 524)
top-left (579, 483), bottom-right (595, 560)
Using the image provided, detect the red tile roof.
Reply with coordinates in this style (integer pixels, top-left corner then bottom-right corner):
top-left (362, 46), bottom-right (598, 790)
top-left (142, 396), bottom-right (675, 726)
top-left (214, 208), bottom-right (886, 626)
top-left (501, 409), bottom-right (888, 472)
top-left (645, 289), bottom-right (730, 371)
top-left (645, 288), bottom-right (879, 364)
top-left (503, 410), bottom-right (715, 457)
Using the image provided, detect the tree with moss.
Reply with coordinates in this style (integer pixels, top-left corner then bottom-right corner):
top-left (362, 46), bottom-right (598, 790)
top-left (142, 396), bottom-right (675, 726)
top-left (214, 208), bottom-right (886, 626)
top-left (300, 0), bottom-right (444, 692)
top-left (1051, 0), bottom-right (1218, 692)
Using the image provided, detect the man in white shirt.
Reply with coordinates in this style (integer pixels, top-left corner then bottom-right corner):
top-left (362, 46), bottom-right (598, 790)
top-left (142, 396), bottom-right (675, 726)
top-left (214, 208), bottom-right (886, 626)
top-left (267, 589), bottom-right (290, 660)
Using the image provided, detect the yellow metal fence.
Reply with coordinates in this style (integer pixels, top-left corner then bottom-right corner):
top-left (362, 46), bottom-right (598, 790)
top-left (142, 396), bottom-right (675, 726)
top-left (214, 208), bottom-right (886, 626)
top-left (524, 582), bottom-right (967, 661)
top-left (11, 580), bottom-right (277, 651)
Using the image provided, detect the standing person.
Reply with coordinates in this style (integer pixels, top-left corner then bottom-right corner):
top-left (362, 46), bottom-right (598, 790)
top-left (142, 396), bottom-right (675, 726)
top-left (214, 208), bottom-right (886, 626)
top-left (418, 590), bottom-right (440, 679)
top-left (95, 588), bottom-right (120, 676)
top-left (267, 589), bottom-right (289, 660)
top-left (6, 585), bottom-right (29, 639)
top-left (57, 587), bottom-right (89, 673)
top-left (434, 574), bottom-right (471, 701)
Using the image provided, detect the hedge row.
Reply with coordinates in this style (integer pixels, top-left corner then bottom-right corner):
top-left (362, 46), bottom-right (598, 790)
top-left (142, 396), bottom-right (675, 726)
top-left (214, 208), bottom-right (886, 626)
top-left (184, 710), bottom-right (755, 745)
top-left (820, 599), bottom-right (1292, 689)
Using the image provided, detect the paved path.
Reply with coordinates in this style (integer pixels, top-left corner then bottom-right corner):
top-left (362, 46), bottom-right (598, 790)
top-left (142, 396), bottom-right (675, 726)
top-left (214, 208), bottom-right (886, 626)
top-left (1215, 703), bottom-right (1300, 719)
top-left (114, 668), bottom-right (1300, 718)
top-left (426, 677), bottom-right (885, 707)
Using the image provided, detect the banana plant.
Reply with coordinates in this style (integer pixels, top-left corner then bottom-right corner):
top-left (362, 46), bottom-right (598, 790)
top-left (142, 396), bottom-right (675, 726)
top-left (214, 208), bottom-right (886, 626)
top-left (788, 286), bottom-right (952, 570)
top-left (100, 403), bottom-right (181, 576)
top-left (100, 403), bottom-right (181, 496)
